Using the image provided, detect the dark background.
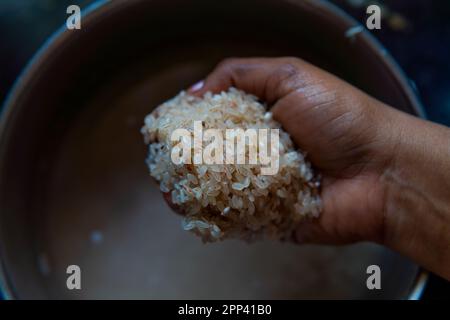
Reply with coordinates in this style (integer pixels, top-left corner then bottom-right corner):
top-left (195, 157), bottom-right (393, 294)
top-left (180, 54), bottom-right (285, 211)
top-left (0, 0), bottom-right (449, 299)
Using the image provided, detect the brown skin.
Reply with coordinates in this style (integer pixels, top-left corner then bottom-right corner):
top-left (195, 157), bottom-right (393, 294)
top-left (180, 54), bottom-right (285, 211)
top-left (166, 57), bottom-right (450, 280)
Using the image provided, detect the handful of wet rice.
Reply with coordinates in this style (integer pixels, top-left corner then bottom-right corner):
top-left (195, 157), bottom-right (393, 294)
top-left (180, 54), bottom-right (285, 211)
top-left (141, 88), bottom-right (322, 242)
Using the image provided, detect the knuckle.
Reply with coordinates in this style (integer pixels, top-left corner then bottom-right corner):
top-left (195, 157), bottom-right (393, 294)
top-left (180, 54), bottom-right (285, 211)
top-left (269, 61), bottom-right (300, 93)
top-left (277, 61), bottom-right (299, 79)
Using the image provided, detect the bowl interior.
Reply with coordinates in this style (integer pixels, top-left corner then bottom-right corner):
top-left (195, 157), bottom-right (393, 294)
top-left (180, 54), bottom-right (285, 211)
top-left (0, 0), bottom-right (420, 299)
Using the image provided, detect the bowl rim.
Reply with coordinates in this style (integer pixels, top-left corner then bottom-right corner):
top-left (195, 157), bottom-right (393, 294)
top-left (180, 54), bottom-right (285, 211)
top-left (0, 0), bottom-right (428, 300)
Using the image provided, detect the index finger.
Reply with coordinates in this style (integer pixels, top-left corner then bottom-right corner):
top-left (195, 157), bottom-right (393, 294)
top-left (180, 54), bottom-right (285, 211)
top-left (189, 57), bottom-right (311, 104)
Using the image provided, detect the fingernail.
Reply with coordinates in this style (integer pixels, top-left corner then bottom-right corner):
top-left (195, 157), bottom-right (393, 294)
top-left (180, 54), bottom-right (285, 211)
top-left (189, 80), bottom-right (204, 93)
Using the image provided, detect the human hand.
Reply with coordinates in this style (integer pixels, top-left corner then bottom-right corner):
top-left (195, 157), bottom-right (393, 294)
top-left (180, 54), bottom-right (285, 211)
top-left (187, 57), bottom-right (400, 245)
top-left (163, 57), bottom-right (450, 279)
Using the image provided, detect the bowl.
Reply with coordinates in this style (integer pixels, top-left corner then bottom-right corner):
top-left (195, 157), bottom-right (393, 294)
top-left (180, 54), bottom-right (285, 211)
top-left (0, 0), bottom-right (425, 299)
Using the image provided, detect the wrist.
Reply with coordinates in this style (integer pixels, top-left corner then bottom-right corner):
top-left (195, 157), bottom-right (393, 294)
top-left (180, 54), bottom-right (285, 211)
top-left (380, 111), bottom-right (450, 280)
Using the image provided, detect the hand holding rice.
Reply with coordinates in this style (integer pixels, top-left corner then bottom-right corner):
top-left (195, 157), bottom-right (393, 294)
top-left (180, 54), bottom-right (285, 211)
top-left (141, 88), bottom-right (322, 242)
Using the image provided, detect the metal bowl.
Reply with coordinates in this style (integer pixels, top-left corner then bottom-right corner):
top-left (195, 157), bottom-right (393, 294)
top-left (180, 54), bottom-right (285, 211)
top-left (0, 0), bottom-right (426, 299)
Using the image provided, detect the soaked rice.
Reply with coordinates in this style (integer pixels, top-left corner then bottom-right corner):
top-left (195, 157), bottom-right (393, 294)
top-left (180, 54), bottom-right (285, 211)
top-left (141, 88), bottom-right (322, 242)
